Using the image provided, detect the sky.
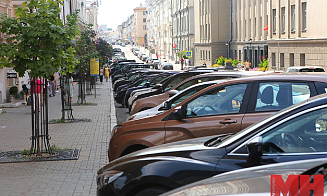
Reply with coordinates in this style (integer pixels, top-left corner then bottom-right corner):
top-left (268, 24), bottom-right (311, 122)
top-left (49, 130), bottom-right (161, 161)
top-left (98, 0), bottom-right (146, 30)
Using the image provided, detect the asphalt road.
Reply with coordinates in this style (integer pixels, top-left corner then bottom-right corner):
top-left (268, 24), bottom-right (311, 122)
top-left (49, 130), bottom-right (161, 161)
top-left (112, 45), bottom-right (140, 124)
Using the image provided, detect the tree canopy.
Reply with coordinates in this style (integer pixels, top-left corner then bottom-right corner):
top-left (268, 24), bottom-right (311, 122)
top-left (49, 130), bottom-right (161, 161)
top-left (0, 0), bottom-right (79, 78)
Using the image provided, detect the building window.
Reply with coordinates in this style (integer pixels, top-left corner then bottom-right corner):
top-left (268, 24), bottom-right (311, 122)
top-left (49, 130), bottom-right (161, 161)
top-left (208, 24), bottom-right (210, 40)
top-left (143, 18), bottom-right (146, 23)
top-left (272, 53), bottom-right (276, 67)
top-left (302, 2), bottom-right (307, 31)
top-left (290, 53), bottom-right (294, 67)
top-left (200, 50), bottom-right (202, 60)
top-left (206, 51), bottom-right (207, 60)
top-left (291, 5), bottom-right (296, 32)
top-left (209, 51), bottom-right (211, 60)
top-left (300, 54), bottom-right (305, 66)
top-left (281, 7), bottom-right (285, 33)
top-left (273, 9), bottom-right (277, 33)
top-left (280, 53), bottom-right (284, 68)
top-left (143, 25), bottom-right (146, 30)
top-left (143, 11), bottom-right (147, 15)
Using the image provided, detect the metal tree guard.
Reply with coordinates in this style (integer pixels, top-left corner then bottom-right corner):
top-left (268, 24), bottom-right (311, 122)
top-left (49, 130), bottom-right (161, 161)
top-left (77, 71), bottom-right (86, 104)
top-left (60, 74), bottom-right (74, 121)
top-left (30, 77), bottom-right (51, 156)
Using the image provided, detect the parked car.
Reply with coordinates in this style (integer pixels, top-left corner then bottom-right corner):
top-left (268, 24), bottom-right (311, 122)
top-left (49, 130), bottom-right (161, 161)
top-left (98, 92), bottom-right (327, 195)
top-left (285, 66), bottom-right (325, 73)
top-left (161, 62), bottom-right (174, 70)
top-left (109, 73), bottom-right (327, 161)
top-left (127, 70), bottom-right (215, 109)
top-left (122, 72), bottom-right (176, 107)
top-left (151, 60), bottom-right (160, 69)
top-left (127, 80), bottom-right (225, 121)
top-left (183, 66), bottom-right (194, 71)
top-left (130, 71), bottom-right (266, 115)
top-left (163, 158), bottom-right (327, 196)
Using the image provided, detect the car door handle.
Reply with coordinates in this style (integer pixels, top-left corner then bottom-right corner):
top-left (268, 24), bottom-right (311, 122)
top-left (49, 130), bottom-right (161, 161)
top-left (219, 119), bottom-right (237, 124)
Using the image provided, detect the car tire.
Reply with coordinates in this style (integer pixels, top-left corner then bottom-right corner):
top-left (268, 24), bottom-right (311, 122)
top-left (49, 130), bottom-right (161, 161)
top-left (134, 186), bottom-right (169, 196)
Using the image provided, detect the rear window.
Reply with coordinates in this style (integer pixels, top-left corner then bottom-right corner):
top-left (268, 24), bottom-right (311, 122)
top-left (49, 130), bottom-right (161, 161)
top-left (299, 68), bottom-right (325, 72)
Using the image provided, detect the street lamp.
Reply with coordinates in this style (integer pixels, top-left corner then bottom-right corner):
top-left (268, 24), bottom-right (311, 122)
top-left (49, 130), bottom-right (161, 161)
top-left (225, 42), bottom-right (229, 58)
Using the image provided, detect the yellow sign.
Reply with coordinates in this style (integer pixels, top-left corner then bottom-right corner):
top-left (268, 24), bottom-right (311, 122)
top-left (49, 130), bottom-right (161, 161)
top-left (186, 51), bottom-right (192, 57)
top-left (90, 58), bottom-right (100, 76)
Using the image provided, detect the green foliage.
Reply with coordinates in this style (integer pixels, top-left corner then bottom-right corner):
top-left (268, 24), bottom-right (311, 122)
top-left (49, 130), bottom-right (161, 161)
top-left (232, 58), bottom-right (239, 66)
top-left (75, 25), bottom-right (99, 75)
top-left (95, 38), bottom-right (112, 66)
top-left (49, 118), bottom-right (66, 123)
top-left (50, 145), bottom-right (61, 151)
top-left (176, 50), bottom-right (188, 59)
top-left (1, 109), bottom-right (6, 114)
top-left (9, 86), bottom-right (18, 95)
top-left (215, 56), bottom-right (226, 66)
top-left (22, 149), bottom-right (30, 155)
top-left (0, 0), bottom-right (80, 78)
top-left (259, 58), bottom-right (269, 70)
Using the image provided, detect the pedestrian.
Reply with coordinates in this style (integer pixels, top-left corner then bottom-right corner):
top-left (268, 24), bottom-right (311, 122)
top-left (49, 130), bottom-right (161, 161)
top-left (245, 59), bottom-right (250, 71)
top-left (99, 67), bottom-right (104, 83)
top-left (49, 73), bottom-right (56, 97)
top-left (203, 62), bottom-right (206, 67)
top-left (180, 57), bottom-right (184, 70)
top-left (104, 66), bottom-right (109, 82)
top-left (28, 77), bottom-right (43, 112)
top-left (66, 73), bottom-right (74, 102)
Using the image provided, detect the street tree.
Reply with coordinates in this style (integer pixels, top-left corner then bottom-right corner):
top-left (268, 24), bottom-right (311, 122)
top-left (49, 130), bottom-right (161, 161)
top-left (95, 38), bottom-right (112, 67)
top-left (75, 25), bottom-right (98, 104)
top-left (0, 0), bottom-right (79, 156)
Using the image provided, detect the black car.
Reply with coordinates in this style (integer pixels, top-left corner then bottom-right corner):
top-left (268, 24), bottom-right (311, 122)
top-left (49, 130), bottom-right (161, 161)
top-left (163, 158), bottom-right (327, 196)
top-left (129, 70), bottom-right (215, 106)
top-left (97, 93), bottom-right (327, 196)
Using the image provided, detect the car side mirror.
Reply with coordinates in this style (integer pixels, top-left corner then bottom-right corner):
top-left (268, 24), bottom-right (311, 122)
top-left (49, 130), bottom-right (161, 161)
top-left (158, 102), bottom-right (169, 111)
top-left (153, 84), bottom-right (162, 89)
top-left (246, 136), bottom-right (263, 166)
top-left (144, 82), bottom-right (150, 87)
top-left (172, 106), bottom-right (183, 119)
top-left (168, 90), bottom-right (179, 97)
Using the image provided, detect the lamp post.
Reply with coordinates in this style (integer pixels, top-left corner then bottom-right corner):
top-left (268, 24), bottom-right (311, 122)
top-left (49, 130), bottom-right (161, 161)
top-left (225, 42), bottom-right (229, 58)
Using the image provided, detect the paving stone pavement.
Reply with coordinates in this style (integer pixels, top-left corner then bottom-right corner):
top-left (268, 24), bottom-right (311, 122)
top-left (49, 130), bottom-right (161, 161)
top-left (0, 79), bottom-right (116, 196)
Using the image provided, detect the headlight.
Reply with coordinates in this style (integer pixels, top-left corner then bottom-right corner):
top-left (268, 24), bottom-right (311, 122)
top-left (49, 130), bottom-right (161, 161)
top-left (98, 170), bottom-right (123, 187)
top-left (111, 125), bottom-right (122, 135)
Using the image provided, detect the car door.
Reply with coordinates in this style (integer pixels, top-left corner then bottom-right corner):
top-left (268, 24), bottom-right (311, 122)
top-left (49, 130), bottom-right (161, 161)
top-left (219, 105), bottom-right (327, 171)
top-left (241, 81), bottom-right (315, 130)
top-left (164, 82), bottom-right (252, 144)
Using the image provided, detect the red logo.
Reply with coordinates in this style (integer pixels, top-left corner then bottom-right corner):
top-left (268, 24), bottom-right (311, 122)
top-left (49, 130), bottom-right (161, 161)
top-left (271, 175), bottom-right (324, 196)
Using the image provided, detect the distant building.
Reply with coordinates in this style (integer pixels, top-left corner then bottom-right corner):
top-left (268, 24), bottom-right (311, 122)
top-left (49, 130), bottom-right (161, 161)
top-left (133, 4), bottom-right (147, 46)
top-left (99, 24), bottom-right (108, 32)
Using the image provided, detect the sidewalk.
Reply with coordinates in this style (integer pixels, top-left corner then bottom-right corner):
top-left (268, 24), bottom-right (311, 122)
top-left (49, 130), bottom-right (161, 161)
top-left (0, 79), bottom-right (116, 196)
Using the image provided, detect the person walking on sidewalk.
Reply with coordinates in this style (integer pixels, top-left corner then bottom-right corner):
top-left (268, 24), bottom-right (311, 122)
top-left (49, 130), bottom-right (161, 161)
top-left (99, 67), bottom-right (104, 83)
top-left (104, 66), bottom-right (109, 82)
top-left (49, 73), bottom-right (56, 97)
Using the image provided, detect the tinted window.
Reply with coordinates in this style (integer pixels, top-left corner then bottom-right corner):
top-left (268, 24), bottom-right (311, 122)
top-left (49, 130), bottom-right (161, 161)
top-left (150, 74), bottom-right (171, 85)
top-left (175, 77), bottom-right (211, 91)
top-left (255, 82), bottom-right (310, 111)
top-left (315, 82), bottom-right (327, 94)
top-left (164, 75), bottom-right (192, 92)
top-left (262, 107), bottom-right (327, 153)
top-left (186, 84), bottom-right (247, 117)
top-left (299, 68), bottom-right (325, 72)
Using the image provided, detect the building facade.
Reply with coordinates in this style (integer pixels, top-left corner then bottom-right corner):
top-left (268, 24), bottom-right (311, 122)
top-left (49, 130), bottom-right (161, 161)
top-left (133, 5), bottom-right (147, 47)
top-left (194, 0), bottom-right (230, 66)
top-left (172, 0), bottom-right (194, 64)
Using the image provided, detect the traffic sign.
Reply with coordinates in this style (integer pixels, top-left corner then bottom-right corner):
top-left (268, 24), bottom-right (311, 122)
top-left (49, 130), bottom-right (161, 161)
top-left (186, 51), bottom-right (192, 57)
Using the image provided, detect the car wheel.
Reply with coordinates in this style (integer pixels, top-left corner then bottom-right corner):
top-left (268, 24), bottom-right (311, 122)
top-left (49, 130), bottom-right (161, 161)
top-left (134, 186), bottom-right (169, 196)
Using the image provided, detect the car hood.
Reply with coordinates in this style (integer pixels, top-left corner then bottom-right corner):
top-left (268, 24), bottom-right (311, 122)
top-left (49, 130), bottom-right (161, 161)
top-left (163, 158), bottom-right (327, 196)
top-left (100, 134), bottom-right (229, 173)
top-left (127, 103), bottom-right (165, 121)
